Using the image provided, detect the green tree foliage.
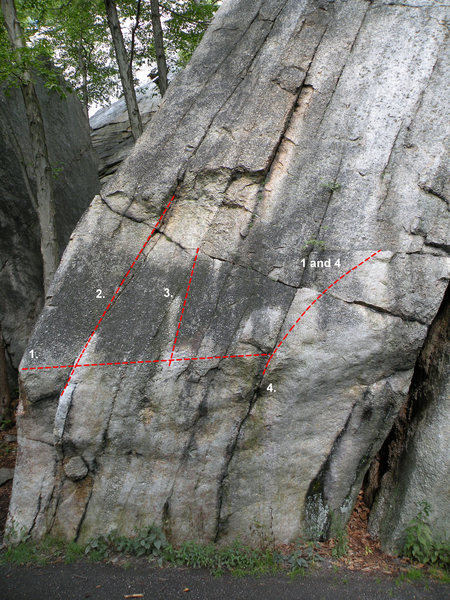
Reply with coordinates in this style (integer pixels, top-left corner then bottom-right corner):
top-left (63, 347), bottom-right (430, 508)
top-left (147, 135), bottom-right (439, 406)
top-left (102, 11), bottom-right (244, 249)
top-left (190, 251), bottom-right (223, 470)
top-left (162, 0), bottom-right (219, 68)
top-left (39, 0), bottom-right (119, 115)
top-left (0, 2), bottom-right (63, 95)
top-left (1, 1), bottom-right (219, 112)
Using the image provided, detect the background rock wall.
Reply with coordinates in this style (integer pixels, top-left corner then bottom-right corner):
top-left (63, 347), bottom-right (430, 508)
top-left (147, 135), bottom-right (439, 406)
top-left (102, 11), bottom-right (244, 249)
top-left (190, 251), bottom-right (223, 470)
top-left (0, 78), bottom-right (100, 388)
top-left (90, 83), bottom-right (161, 186)
top-left (9, 0), bottom-right (449, 553)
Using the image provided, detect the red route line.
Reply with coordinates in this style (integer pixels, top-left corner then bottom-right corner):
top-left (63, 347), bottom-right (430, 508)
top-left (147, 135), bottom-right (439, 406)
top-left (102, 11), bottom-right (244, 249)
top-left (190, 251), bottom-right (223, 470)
top-left (59, 196), bottom-right (175, 397)
top-left (262, 250), bottom-right (382, 374)
top-left (23, 249), bottom-right (381, 377)
top-left (21, 353), bottom-right (270, 371)
top-left (169, 247), bottom-right (200, 366)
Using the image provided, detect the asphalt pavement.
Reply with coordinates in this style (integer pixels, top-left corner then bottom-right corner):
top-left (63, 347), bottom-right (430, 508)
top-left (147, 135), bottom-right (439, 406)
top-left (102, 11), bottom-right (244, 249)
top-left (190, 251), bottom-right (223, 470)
top-left (1, 562), bottom-right (448, 600)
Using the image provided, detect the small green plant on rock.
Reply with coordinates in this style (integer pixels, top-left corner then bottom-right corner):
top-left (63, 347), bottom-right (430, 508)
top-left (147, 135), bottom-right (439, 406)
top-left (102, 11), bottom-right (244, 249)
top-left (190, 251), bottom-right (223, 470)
top-left (303, 238), bottom-right (326, 251)
top-left (321, 180), bottom-right (341, 192)
top-left (402, 501), bottom-right (450, 570)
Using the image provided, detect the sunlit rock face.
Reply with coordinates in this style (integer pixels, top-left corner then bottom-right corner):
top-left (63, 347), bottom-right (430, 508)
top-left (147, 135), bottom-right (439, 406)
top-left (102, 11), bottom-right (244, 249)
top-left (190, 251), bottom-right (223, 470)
top-left (9, 0), bottom-right (449, 553)
top-left (90, 82), bottom-right (161, 186)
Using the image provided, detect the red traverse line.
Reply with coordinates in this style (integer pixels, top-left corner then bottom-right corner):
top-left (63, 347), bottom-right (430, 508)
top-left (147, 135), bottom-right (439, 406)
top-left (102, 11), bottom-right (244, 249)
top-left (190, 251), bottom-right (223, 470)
top-left (168, 247), bottom-right (200, 366)
top-left (261, 250), bottom-right (382, 375)
top-left (59, 196), bottom-right (175, 397)
top-left (21, 353), bottom-right (270, 371)
top-left (23, 250), bottom-right (381, 377)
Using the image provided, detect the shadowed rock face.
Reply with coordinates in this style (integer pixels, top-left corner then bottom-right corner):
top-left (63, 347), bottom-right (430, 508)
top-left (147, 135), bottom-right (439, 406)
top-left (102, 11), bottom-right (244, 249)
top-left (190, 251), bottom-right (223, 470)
top-left (9, 0), bottom-right (449, 552)
top-left (0, 78), bottom-right (100, 386)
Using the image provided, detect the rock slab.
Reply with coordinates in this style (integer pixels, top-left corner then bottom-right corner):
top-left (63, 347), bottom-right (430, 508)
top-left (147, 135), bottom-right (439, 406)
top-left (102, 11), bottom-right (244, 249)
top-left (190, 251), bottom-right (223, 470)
top-left (8, 0), bottom-right (450, 552)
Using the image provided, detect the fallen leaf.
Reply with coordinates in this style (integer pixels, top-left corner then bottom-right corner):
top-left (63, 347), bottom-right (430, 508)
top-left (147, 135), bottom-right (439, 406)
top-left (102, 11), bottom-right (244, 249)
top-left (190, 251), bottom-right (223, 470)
top-left (124, 595), bottom-right (144, 599)
top-left (183, 588), bottom-right (190, 593)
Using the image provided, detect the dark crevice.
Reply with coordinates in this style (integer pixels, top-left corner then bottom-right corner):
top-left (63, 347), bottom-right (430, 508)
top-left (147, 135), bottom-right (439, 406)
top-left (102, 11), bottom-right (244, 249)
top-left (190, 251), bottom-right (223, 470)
top-left (27, 490), bottom-right (42, 537)
top-left (423, 239), bottom-right (450, 253)
top-left (352, 300), bottom-right (427, 326)
top-left (363, 282), bottom-right (450, 512)
top-left (214, 382), bottom-right (262, 542)
top-left (418, 183), bottom-right (448, 204)
top-left (329, 294), bottom-right (428, 326)
top-left (160, 392), bottom-right (210, 543)
top-left (74, 483), bottom-right (94, 543)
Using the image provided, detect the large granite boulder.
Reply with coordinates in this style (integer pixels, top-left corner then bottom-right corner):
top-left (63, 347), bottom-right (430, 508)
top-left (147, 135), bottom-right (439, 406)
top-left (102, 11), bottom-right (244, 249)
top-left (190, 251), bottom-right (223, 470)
top-left (8, 0), bottom-right (449, 554)
top-left (90, 83), bottom-right (161, 186)
top-left (0, 78), bottom-right (100, 387)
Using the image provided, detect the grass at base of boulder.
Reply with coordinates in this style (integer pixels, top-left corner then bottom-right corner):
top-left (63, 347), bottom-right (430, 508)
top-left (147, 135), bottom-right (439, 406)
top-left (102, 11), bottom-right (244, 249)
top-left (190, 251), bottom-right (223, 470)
top-left (0, 526), bottom-right (324, 577)
top-left (0, 538), bottom-right (84, 566)
top-left (1, 524), bottom-right (448, 583)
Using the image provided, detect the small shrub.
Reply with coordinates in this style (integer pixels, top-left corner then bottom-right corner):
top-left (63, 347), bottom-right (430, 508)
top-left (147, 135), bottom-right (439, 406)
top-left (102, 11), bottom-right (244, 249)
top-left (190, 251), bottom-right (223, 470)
top-left (0, 418), bottom-right (14, 431)
top-left (286, 541), bottom-right (324, 577)
top-left (331, 527), bottom-right (348, 559)
top-left (165, 539), bottom-right (280, 577)
top-left (85, 524), bottom-right (167, 562)
top-left (64, 541), bottom-right (85, 564)
top-left (402, 502), bottom-right (450, 570)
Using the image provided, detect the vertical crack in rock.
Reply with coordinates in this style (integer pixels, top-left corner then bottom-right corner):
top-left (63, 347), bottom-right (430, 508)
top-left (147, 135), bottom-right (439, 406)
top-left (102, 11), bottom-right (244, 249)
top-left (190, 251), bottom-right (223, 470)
top-left (27, 491), bottom-right (42, 537)
top-left (161, 393), bottom-right (210, 540)
top-left (54, 383), bottom-right (75, 455)
top-left (315, 3), bottom-right (371, 132)
top-left (74, 485), bottom-right (94, 542)
top-left (178, 2), bottom-right (290, 183)
top-left (378, 51), bottom-right (442, 215)
top-left (262, 14), bottom-right (331, 183)
top-left (214, 382), bottom-right (263, 542)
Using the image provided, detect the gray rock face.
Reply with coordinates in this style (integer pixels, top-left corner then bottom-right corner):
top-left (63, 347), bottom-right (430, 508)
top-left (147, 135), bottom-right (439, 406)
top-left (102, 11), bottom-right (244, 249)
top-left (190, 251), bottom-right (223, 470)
top-left (9, 0), bottom-right (449, 552)
top-left (90, 84), bottom-right (161, 186)
top-left (63, 456), bottom-right (89, 481)
top-left (0, 78), bottom-right (100, 384)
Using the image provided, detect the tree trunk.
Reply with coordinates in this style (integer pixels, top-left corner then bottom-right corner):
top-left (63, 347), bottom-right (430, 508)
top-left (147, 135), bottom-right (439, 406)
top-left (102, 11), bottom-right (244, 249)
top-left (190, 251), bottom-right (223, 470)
top-left (78, 43), bottom-right (89, 118)
top-left (0, 324), bottom-right (12, 424)
top-left (150, 0), bottom-right (168, 96)
top-left (1, 0), bottom-right (60, 295)
top-left (104, 0), bottom-right (143, 140)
